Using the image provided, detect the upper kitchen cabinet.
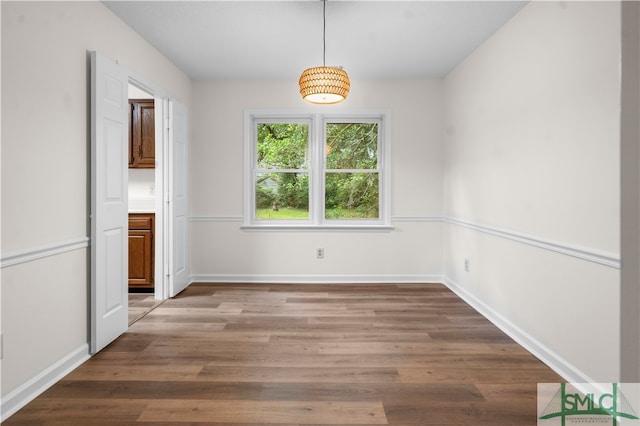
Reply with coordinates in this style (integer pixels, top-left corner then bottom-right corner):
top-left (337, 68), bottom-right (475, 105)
top-left (129, 99), bottom-right (155, 168)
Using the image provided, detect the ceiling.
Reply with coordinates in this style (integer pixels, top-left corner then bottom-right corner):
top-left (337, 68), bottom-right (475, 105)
top-left (104, 1), bottom-right (528, 80)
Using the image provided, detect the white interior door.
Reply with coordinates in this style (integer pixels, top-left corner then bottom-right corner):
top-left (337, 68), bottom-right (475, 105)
top-left (168, 99), bottom-right (189, 296)
top-left (90, 51), bottom-right (129, 353)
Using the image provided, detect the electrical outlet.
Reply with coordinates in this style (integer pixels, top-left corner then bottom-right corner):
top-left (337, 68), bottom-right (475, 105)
top-left (464, 258), bottom-right (469, 272)
top-left (316, 248), bottom-right (324, 259)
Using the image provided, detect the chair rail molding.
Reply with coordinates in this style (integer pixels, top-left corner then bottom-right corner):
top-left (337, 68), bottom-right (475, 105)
top-left (444, 216), bottom-right (620, 269)
top-left (1, 236), bottom-right (90, 269)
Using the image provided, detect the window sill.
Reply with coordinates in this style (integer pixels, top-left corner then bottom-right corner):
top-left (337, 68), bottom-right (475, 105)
top-left (241, 224), bottom-right (394, 232)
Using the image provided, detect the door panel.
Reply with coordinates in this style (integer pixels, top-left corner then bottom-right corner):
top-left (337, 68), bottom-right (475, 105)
top-left (129, 99), bottom-right (156, 168)
top-left (139, 101), bottom-right (156, 166)
top-left (91, 51), bottom-right (129, 354)
top-left (128, 229), bottom-right (153, 287)
top-left (169, 100), bottom-right (189, 297)
top-left (105, 228), bottom-right (125, 313)
top-left (105, 119), bottom-right (125, 198)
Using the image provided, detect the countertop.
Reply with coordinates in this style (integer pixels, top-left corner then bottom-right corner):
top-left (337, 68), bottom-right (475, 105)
top-left (129, 198), bottom-right (155, 214)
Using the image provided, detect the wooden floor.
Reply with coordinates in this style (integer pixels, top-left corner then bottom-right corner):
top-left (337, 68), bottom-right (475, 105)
top-left (5, 283), bottom-right (562, 425)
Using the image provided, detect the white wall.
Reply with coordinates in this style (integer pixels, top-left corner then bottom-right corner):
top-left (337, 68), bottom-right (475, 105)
top-left (190, 79), bottom-right (443, 281)
top-left (443, 1), bottom-right (621, 382)
top-left (1, 0), bottom-right (190, 414)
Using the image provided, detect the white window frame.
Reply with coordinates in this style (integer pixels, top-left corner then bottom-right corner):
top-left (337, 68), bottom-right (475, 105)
top-left (243, 109), bottom-right (392, 230)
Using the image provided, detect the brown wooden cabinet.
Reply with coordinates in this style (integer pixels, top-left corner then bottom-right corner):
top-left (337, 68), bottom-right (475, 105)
top-left (128, 213), bottom-right (154, 290)
top-left (129, 99), bottom-right (155, 168)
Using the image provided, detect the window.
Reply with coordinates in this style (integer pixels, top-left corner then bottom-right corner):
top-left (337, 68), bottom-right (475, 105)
top-left (244, 111), bottom-right (390, 229)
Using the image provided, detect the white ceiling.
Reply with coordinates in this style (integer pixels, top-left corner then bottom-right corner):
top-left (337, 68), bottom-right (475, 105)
top-left (104, 1), bottom-right (528, 80)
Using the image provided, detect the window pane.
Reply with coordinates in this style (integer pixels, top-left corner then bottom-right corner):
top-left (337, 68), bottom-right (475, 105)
top-left (257, 123), bottom-right (308, 169)
top-left (326, 123), bottom-right (378, 169)
top-left (256, 172), bottom-right (309, 219)
top-left (325, 172), bottom-right (379, 219)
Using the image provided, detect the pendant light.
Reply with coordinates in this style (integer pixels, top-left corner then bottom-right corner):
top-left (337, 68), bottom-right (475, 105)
top-left (299, 0), bottom-right (350, 104)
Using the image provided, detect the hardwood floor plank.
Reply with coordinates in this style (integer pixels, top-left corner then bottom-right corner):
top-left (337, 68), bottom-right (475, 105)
top-left (308, 316), bottom-right (452, 328)
top-left (239, 309), bottom-right (378, 317)
top-left (142, 331), bottom-right (272, 344)
top-left (137, 400), bottom-right (388, 424)
top-left (197, 366), bottom-right (401, 383)
top-left (2, 399), bottom-right (147, 424)
top-left (317, 342), bottom-right (494, 355)
top-left (126, 321), bottom-right (227, 337)
top-left (258, 382), bottom-right (484, 404)
top-left (270, 331), bottom-right (433, 343)
top-left (427, 329), bottom-right (514, 343)
top-left (40, 380), bottom-right (264, 400)
top-left (147, 306), bottom-right (243, 317)
top-left (397, 367), bottom-right (563, 384)
top-left (383, 400), bottom-right (534, 425)
top-left (65, 364), bottom-right (203, 381)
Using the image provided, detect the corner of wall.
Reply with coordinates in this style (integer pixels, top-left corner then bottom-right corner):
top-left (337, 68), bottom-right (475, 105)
top-left (1, 344), bottom-right (89, 422)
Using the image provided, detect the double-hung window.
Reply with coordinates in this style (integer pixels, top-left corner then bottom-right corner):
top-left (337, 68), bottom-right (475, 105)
top-left (244, 111), bottom-right (390, 229)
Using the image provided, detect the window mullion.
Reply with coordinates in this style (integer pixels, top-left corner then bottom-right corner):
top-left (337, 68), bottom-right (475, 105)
top-left (310, 113), bottom-right (324, 225)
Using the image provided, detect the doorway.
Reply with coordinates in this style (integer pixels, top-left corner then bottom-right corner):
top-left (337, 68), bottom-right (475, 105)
top-left (127, 84), bottom-right (162, 324)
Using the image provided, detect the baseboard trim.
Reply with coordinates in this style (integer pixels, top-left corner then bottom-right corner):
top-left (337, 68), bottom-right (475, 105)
top-left (190, 274), bottom-right (443, 284)
top-left (1, 343), bottom-right (90, 421)
top-left (442, 275), bottom-right (596, 384)
top-left (1, 237), bottom-right (90, 269)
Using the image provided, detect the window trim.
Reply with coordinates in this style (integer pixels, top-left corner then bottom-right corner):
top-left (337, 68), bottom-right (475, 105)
top-left (243, 109), bottom-right (392, 230)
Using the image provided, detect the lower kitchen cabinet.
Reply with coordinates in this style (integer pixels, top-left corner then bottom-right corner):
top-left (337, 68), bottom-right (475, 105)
top-left (128, 213), bottom-right (154, 290)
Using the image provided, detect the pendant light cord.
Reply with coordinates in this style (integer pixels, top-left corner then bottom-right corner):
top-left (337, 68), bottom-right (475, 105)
top-left (322, 0), bottom-right (326, 66)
